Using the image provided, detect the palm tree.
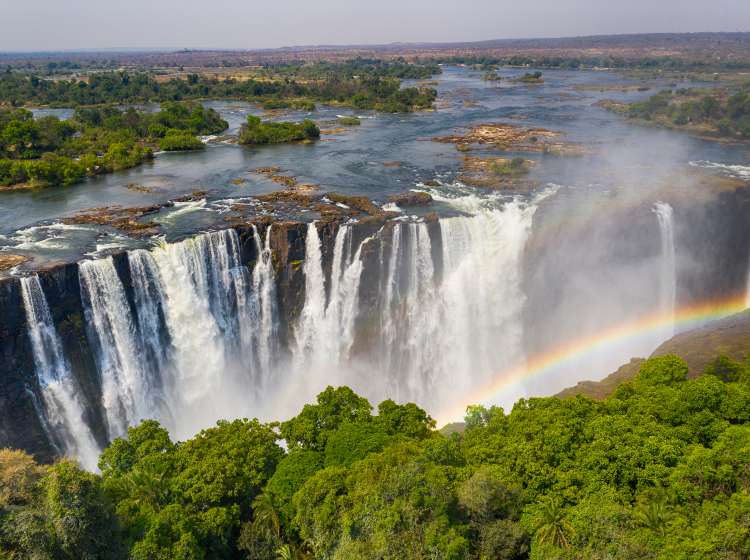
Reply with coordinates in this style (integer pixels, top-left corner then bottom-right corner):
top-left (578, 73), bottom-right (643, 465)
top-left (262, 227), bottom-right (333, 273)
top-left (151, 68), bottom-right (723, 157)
top-left (114, 468), bottom-right (169, 509)
top-left (276, 544), bottom-right (294, 560)
top-left (534, 497), bottom-right (574, 549)
top-left (253, 492), bottom-right (281, 541)
top-left (634, 498), bottom-right (671, 536)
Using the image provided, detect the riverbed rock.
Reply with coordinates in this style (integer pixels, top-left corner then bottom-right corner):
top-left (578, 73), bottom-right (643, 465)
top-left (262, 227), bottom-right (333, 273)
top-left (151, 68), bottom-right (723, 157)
top-left (0, 254), bottom-right (29, 271)
top-left (388, 191), bottom-right (433, 206)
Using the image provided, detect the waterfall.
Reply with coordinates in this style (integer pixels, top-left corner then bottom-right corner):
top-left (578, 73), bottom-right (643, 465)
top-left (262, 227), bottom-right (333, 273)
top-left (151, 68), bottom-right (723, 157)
top-left (18, 191), bottom-right (546, 466)
top-left (293, 224), bottom-right (372, 376)
top-left (374, 194), bottom-right (537, 406)
top-left (79, 257), bottom-right (153, 439)
top-left (250, 225), bottom-right (278, 387)
top-left (21, 276), bottom-right (100, 470)
top-left (654, 202), bottom-right (676, 336)
top-left (134, 229), bottom-right (269, 438)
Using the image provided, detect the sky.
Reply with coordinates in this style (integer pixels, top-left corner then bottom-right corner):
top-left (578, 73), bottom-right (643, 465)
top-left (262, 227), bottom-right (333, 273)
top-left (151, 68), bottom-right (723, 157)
top-left (1, 0), bottom-right (749, 51)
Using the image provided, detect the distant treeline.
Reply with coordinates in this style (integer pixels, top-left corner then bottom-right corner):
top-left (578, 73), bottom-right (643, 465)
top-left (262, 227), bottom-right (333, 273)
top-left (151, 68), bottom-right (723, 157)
top-left (0, 60), bottom-right (438, 113)
top-left (439, 54), bottom-right (750, 71)
top-left (2, 353), bottom-right (750, 559)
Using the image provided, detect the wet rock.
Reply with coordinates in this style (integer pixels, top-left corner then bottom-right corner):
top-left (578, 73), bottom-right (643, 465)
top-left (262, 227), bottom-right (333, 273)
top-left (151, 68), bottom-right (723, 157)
top-left (63, 205), bottom-right (161, 237)
top-left (325, 193), bottom-right (382, 216)
top-left (0, 254), bottom-right (29, 271)
top-left (433, 122), bottom-right (587, 156)
top-left (388, 191), bottom-right (433, 206)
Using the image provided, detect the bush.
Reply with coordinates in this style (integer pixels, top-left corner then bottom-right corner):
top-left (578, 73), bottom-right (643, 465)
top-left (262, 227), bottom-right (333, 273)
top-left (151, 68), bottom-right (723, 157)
top-left (158, 131), bottom-right (204, 151)
top-left (337, 116), bottom-right (361, 126)
top-left (238, 116), bottom-right (320, 145)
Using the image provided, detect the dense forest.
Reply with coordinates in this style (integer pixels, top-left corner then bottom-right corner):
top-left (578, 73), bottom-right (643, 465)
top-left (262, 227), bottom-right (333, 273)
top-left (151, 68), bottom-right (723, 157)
top-left (0, 60), bottom-right (438, 113)
top-left (1, 353), bottom-right (749, 559)
top-left (0, 103), bottom-right (227, 187)
top-left (619, 86), bottom-right (750, 139)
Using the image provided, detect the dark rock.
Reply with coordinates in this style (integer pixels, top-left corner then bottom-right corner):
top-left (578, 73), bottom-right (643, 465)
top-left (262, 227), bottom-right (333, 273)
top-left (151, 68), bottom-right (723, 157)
top-left (388, 191), bottom-right (433, 206)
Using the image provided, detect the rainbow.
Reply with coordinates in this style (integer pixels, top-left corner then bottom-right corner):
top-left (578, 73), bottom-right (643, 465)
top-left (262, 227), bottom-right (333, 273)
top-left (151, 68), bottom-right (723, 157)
top-left (436, 293), bottom-right (749, 424)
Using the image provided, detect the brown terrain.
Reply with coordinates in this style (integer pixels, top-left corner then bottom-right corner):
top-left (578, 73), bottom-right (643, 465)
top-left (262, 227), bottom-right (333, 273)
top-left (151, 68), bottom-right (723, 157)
top-left (433, 123), bottom-right (587, 155)
top-left (3, 33), bottom-right (750, 70)
top-left (557, 310), bottom-right (750, 400)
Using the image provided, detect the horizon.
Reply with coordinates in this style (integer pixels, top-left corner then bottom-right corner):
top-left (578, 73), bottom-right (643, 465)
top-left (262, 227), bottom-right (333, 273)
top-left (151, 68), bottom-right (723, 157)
top-left (1, 30), bottom-right (749, 56)
top-left (2, 0), bottom-right (749, 52)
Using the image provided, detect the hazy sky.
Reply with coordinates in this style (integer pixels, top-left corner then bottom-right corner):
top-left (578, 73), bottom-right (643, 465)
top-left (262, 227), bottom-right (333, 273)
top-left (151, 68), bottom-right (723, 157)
top-left (2, 0), bottom-right (749, 51)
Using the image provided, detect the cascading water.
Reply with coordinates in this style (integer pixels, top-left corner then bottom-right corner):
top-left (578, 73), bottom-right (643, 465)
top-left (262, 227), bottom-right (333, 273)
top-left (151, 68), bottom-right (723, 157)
top-left (126, 229), bottom-right (277, 438)
top-left (20, 276), bottom-right (100, 470)
top-left (249, 225), bottom-right (278, 387)
top-left (79, 257), bottom-right (153, 439)
top-left (374, 193), bottom-right (538, 406)
top-left (17, 190), bottom-right (551, 465)
top-left (293, 224), bottom-right (373, 377)
top-left (654, 202), bottom-right (676, 336)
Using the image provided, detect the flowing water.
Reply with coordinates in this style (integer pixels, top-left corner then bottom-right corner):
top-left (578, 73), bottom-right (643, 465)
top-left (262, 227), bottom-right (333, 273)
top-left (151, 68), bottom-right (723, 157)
top-left (20, 276), bottom-right (100, 469)
top-left (4, 66), bottom-right (750, 464)
top-left (654, 202), bottom-right (676, 336)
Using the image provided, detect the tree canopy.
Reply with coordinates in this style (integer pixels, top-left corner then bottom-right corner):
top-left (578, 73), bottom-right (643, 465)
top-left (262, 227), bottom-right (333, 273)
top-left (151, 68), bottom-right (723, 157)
top-left (2, 353), bottom-right (750, 558)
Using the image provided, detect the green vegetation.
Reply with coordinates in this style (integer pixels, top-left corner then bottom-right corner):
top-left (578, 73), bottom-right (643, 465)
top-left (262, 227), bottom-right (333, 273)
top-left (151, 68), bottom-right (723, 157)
top-left (266, 58), bottom-right (441, 81)
top-left (3, 354), bottom-right (750, 558)
top-left (516, 71), bottom-right (544, 84)
top-left (0, 59), bottom-right (438, 113)
top-left (262, 99), bottom-right (317, 112)
top-left (239, 116), bottom-right (320, 145)
top-left (621, 86), bottom-right (750, 139)
top-left (158, 131), bottom-right (204, 151)
top-left (489, 157), bottom-right (531, 177)
top-left (337, 116), bottom-right (361, 126)
top-left (443, 54), bottom-right (750, 72)
top-left (0, 102), bottom-right (227, 187)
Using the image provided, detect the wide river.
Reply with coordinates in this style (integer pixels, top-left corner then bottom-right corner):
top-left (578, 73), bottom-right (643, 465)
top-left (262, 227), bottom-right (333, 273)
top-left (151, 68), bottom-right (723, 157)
top-left (1, 65), bottom-right (747, 270)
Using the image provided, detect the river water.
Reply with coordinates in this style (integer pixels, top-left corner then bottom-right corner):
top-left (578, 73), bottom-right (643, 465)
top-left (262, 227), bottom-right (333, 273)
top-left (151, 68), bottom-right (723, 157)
top-left (4, 66), bottom-right (747, 262)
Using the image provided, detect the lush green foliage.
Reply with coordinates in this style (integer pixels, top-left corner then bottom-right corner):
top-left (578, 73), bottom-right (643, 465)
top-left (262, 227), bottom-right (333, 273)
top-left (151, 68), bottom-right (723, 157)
top-left (337, 116), bottom-right (361, 126)
top-left (625, 86), bottom-right (750, 138)
top-left (2, 355), bottom-right (750, 559)
top-left (0, 60), bottom-right (438, 113)
top-left (239, 116), bottom-right (320, 145)
top-left (0, 102), bottom-right (226, 187)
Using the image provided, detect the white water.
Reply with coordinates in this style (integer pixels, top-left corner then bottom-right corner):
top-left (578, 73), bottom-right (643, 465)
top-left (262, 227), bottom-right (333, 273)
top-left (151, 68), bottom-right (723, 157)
top-left (293, 224), bottom-right (373, 380)
top-left (250, 225), bottom-right (278, 386)
top-left (376, 193), bottom-right (538, 407)
top-left (654, 202), bottom-right (676, 336)
top-left (33, 190), bottom-right (556, 461)
top-left (21, 276), bottom-right (100, 470)
top-left (79, 257), bottom-right (153, 438)
top-left (689, 160), bottom-right (750, 180)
